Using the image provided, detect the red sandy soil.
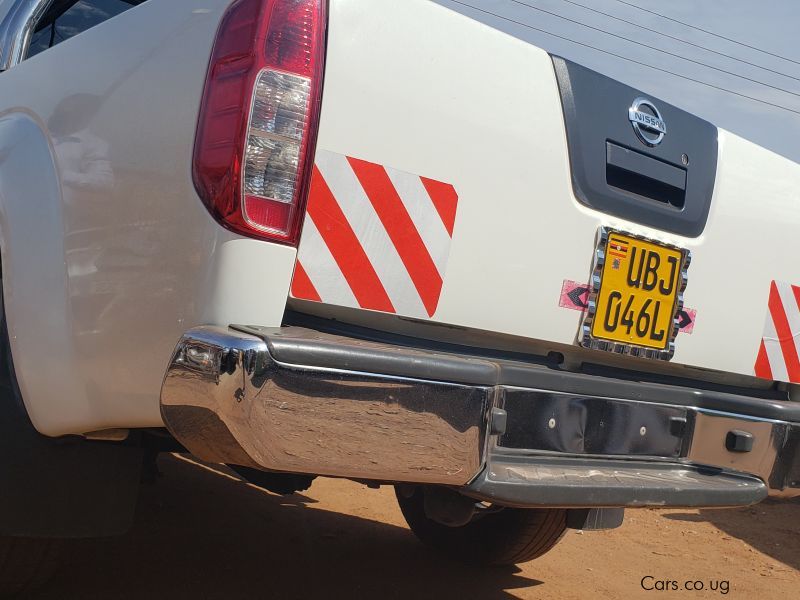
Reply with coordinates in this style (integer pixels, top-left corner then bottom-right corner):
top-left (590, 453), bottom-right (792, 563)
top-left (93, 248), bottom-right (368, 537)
top-left (30, 454), bottom-right (799, 599)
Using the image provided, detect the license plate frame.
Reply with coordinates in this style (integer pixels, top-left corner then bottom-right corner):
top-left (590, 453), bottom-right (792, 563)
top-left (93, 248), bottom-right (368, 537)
top-left (579, 228), bottom-right (691, 361)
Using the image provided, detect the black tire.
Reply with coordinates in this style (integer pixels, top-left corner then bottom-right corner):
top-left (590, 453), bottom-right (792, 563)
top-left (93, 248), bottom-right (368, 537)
top-left (0, 537), bottom-right (62, 597)
top-left (395, 486), bottom-right (567, 566)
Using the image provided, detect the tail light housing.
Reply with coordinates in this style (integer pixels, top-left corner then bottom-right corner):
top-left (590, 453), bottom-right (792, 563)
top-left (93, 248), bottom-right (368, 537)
top-left (193, 0), bottom-right (327, 245)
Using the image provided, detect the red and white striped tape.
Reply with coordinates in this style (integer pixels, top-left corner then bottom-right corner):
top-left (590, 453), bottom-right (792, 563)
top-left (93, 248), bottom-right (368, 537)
top-left (291, 150), bottom-right (458, 318)
top-left (754, 280), bottom-right (800, 383)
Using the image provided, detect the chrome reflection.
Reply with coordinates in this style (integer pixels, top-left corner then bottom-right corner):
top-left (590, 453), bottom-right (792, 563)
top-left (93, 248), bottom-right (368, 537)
top-left (161, 326), bottom-right (800, 499)
top-left (0, 0), bottom-right (50, 70)
top-left (161, 327), bottom-right (491, 485)
top-left (688, 411), bottom-right (799, 496)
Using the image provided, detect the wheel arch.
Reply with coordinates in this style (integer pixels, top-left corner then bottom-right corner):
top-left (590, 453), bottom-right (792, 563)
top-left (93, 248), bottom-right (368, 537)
top-left (0, 181), bottom-right (143, 536)
top-left (0, 109), bottom-right (88, 435)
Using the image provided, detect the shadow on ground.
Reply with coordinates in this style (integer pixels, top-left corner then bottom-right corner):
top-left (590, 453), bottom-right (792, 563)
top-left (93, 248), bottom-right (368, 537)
top-left (31, 454), bottom-right (541, 600)
top-left (663, 498), bottom-right (800, 571)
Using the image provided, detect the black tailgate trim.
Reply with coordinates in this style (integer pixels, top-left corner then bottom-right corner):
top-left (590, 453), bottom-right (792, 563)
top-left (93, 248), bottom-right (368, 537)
top-left (553, 56), bottom-right (718, 237)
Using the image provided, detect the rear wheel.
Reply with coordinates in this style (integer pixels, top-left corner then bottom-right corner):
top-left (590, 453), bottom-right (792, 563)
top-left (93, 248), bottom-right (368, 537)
top-left (395, 486), bottom-right (567, 566)
top-left (0, 537), bottom-right (62, 597)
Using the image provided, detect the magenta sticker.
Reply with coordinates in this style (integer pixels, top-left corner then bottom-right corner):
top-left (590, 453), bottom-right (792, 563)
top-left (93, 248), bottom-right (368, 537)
top-left (559, 279), bottom-right (696, 335)
top-left (677, 307), bottom-right (696, 334)
top-left (559, 280), bottom-right (590, 311)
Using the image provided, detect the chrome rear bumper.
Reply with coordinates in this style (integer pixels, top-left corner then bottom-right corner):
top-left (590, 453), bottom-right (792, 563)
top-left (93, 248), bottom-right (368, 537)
top-left (160, 326), bottom-right (491, 485)
top-left (160, 325), bottom-right (800, 507)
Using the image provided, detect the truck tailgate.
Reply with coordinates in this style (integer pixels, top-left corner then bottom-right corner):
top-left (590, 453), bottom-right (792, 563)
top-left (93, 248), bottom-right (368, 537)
top-left (288, 0), bottom-right (800, 383)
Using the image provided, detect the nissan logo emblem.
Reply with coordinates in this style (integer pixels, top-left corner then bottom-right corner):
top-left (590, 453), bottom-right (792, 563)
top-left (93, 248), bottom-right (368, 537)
top-left (628, 97), bottom-right (666, 147)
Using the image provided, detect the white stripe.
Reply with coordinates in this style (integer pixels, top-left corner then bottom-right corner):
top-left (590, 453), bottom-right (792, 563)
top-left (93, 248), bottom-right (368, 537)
top-left (763, 312), bottom-right (789, 382)
top-left (314, 151), bottom-right (428, 317)
top-left (295, 216), bottom-right (359, 308)
top-left (385, 166), bottom-right (452, 277)
top-left (776, 281), bottom-right (800, 368)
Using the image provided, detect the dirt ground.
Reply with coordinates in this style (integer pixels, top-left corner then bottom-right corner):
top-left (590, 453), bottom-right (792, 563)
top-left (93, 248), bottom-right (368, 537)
top-left (28, 453), bottom-right (800, 600)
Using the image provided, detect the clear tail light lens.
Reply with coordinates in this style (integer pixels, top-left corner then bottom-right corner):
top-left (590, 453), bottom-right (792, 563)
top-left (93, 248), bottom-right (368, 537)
top-left (193, 0), bottom-right (327, 245)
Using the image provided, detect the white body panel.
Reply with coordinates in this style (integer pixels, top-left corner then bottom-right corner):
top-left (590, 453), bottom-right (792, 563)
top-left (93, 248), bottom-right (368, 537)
top-left (0, 0), bottom-right (797, 436)
top-left (0, 0), bottom-right (296, 435)
top-left (292, 0), bottom-right (800, 382)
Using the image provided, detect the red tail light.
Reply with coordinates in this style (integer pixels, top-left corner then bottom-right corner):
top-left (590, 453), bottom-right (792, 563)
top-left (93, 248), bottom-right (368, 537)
top-left (193, 0), bottom-right (327, 245)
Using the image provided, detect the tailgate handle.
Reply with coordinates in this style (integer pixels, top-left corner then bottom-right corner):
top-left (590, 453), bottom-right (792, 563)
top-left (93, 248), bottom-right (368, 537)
top-left (606, 142), bottom-right (687, 209)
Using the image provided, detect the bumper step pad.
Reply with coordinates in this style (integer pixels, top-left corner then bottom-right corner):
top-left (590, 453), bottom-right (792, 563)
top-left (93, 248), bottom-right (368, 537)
top-left (468, 455), bottom-right (767, 507)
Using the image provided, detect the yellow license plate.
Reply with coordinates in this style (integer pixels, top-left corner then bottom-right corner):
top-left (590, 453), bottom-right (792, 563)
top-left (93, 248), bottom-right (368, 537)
top-left (591, 232), bottom-right (685, 351)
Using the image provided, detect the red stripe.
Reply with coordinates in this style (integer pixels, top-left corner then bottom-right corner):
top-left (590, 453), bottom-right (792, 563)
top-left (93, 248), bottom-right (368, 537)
top-left (420, 177), bottom-right (458, 237)
top-left (348, 158), bottom-right (443, 317)
top-left (792, 284), bottom-right (800, 312)
top-left (754, 339), bottom-right (773, 380)
top-left (305, 166), bottom-right (395, 312)
top-left (608, 251), bottom-right (627, 258)
top-left (291, 261), bottom-right (321, 302)
top-left (768, 281), bottom-right (800, 381)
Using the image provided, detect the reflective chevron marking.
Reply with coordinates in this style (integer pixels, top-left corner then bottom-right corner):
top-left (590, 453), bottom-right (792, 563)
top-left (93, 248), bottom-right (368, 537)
top-left (755, 280), bottom-right (800, 383)
top-left (559, 280), bottom-right (590, 311)
top-left (291, 150), bottom-right (458, 318)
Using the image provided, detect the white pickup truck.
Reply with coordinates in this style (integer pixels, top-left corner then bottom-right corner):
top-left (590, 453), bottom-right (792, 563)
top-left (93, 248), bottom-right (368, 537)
top-left (1, 0), bottom-right (799, 594)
